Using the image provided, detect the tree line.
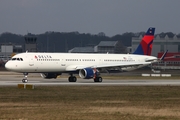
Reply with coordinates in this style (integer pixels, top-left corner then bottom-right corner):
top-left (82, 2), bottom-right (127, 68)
top-left (0, 31), bottom-right (179, 53)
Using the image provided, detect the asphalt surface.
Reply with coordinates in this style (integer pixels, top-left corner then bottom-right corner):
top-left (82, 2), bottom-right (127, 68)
top-left (0, 72), bottom-right (180, 86)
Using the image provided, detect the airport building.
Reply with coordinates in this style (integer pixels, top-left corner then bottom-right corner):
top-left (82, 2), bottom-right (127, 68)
top-left (24, 33), bottom-right (37, 52)
top-left (0, 44), bottom-right (23, 68)
top-left (0, 33), bottom-right (37, 62)
top-left (132, 35), bottom-right (180, 69)
top-left (68, 46), bottom-right (95, 53)
top-left (96, 41), bottom-right (118, 53)
top-left (153, 52), bottom-right (180, 69)
top-left (68, 41), bottom-right (118, 53)
top-left (132, 35), bottom-right (180, 56)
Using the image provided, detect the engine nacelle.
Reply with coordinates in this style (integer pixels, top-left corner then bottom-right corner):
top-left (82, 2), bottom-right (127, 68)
top-left (79, 68), bottom-right (98, 79)
top-left (40, 73), bottom-right (61, 79)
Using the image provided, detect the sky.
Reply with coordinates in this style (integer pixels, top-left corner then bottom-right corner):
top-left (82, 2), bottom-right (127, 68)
top-left (0, 0), bottom-right (180, 37)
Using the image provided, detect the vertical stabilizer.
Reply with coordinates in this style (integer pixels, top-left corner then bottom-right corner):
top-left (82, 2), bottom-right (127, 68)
top-left (133, 27), bottom-right (155, 55)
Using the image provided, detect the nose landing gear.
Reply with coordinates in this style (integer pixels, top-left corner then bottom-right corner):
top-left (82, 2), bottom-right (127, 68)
top-left (22, 73), bottom-right (28, 83)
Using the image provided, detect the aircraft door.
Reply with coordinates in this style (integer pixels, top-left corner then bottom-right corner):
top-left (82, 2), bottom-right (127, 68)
top-left (60, 56), bottom-right (66, 69)
top-left (28, 55), bottom-right (37, 71)
top-left (60, 58), bottom-right (66, 68)
top-left (29, 56), bottom-right (34, 66)
top-left (99, 59), bottom-right (102, 64)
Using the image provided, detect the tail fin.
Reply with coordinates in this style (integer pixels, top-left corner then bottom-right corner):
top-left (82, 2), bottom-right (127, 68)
top-left (133, 27), bottom-right (155, 55)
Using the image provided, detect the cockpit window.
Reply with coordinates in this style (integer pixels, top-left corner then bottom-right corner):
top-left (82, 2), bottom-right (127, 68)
top-left (12, 58), bottom-right (16, 61)
top-left (11, 58), bottom-right (23, 61)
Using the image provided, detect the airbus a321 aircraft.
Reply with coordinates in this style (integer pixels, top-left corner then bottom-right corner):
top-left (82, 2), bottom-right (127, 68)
top-left (5, 27), bottom-right (165, 83)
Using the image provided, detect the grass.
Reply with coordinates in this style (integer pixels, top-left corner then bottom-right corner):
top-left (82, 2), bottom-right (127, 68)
top-left (1, 86), bottom-right (180, 120)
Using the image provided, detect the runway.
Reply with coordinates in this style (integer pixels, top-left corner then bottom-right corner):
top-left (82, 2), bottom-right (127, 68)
top-left (0, 74), bottom-right (180, 86)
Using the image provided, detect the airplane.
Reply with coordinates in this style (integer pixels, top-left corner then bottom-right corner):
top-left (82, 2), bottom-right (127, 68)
top-left (5, 27), bottom-right (164, 83)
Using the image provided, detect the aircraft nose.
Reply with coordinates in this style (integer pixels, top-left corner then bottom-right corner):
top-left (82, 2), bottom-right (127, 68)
top-left (5, 62), bottom-right (11, 71)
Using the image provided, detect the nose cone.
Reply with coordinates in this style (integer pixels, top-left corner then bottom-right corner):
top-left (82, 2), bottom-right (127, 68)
top-left (5, 62), bottom-right (12, 71)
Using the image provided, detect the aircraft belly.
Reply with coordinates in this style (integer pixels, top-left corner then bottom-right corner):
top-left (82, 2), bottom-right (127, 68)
top-left (33, 62), bottom-right (65, 72)
top-left (121, 64), bottom-right (148, 71)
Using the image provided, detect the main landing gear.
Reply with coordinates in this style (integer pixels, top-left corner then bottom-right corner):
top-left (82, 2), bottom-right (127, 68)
top-left (22, 73), bottom-right (28, 83)
top-left (68, 74), bottom-right (77, 82)
top-left (68, 74), bottom-right (102, 82)
top-left (93, 71), bottom-right (102, 82)
top-left (94, 77), bottom-right (102, 82)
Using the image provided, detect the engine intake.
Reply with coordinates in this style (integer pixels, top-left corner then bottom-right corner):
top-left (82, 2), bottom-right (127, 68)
top-left (79, 68), bottom-right (98, 79)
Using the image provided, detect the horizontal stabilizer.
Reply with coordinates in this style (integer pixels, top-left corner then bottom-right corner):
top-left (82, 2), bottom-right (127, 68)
top-left (160, 50), bottom-right (168, 61)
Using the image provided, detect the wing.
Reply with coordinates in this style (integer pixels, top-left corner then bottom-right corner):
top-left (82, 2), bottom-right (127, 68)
top-left (65, 62), bottom-right (151, 71)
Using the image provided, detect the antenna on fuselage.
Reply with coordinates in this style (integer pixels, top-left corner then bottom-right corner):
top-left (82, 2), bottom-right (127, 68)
top-left (26, 50), bottom-right (28, 53)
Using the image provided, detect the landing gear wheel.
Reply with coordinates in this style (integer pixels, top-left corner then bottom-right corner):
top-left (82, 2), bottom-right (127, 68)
top-left (68, 76), bottom-right (77, 82)
top-left (22, 73), bottom-right (29, 83)
top-left (94, 77), bottom-right (102, 82)
top-left (22, 79), bottom-right (28, 83)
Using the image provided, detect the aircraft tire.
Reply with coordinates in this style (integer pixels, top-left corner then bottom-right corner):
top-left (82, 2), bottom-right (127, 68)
top-left (68, 76), bottom-right (77, 82)
top-left (94, 77), bottom-right (102, 82)
top-left (22, 79), bottom-right (28, 83)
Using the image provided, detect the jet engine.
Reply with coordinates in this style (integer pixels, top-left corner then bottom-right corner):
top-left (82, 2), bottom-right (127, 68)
top-left (40, 73), bottom-right (61, 79)
top-left (79, 68), bottom-right (98, 79)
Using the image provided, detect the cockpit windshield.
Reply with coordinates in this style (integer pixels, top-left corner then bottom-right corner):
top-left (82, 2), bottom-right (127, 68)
top-left (11, 58), bottom-right (23, 61)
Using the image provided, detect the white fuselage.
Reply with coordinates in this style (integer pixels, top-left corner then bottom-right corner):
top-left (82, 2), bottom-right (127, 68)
top-left (5, 52), bottom-right (157, 73)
